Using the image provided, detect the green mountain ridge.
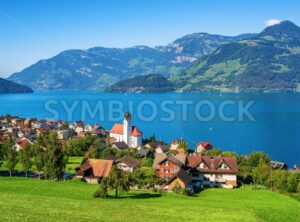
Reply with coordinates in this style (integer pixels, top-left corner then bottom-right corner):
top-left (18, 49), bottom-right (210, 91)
top-left (171, 21), bottom-right (300, 92)
top-left (104, 74), bottom-right (174, 93)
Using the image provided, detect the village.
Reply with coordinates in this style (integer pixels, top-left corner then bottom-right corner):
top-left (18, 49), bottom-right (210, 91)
top-left (0, 113), bottom-right (299, 196)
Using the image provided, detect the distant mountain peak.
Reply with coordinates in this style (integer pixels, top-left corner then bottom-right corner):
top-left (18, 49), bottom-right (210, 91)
top-left (260, 20), bottom-right (300, 39)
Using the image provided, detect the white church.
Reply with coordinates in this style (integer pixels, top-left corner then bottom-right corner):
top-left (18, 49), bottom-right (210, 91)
top-left (110, 112), bottom-right (143, 148)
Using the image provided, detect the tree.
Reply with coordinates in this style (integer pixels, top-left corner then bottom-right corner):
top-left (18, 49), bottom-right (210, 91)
top-left (248, 151), bottom-right (270, 168)
top-left (32, 142), bottom-right (45, 179)
top-left (107, 166), bottom-right (133, 198)
top-left (237, 155), bottom-right (252, 183)
top-left (252, 163), bottom-right (271, 187)
top-left (222, 151), bottom-right (237, 157)
top-left (133, 166), bottom-right (158, 188)
top-left (141, 157), bottom-right (153, 167)
top-left (287, 173), bottom-right (300, 193)
top-left (272, 170), bottom-right (288, 191)
top-left (94, 178), bottom-right (108, 198)
top-left (44, 132), bottom-right (66, 180)
top-left (4, 138), bottom-right (18, 177)
top-left (60, 124), bottom-right (69, 130)
top-left (65, 136), bottom-right (102, 156)
top-left (178, 139), bottom-right (188, 151)
top-left (19, 143), bottom-right (33, 178)
top-left (0, 143), bottom-right (4, 168)
top-left (148, 134), bottom-right (156, 142)
top-left (203, 148), bottom-right (222, 156)
top-left (101, 147), bottom-right (117, 158)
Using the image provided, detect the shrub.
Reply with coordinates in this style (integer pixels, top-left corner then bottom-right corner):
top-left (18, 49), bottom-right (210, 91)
top-left (183, 188), bottom-right (194, 196)
top-left (172, 183), bottom-right (182, 194)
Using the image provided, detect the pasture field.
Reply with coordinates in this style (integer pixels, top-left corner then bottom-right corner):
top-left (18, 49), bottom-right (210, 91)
top-left (0, 177), bottom-right (299, 222)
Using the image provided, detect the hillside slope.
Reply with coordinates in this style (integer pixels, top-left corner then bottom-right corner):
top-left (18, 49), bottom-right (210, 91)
top-left (0, 78), bottom-right (33, 93)
top-left (171, 21), bottom-right (300, 92)
top-left (104, 74), bottom-right (174, 93)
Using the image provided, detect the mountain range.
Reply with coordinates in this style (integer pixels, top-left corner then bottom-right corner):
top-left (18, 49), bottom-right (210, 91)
top-left (7, 21), bottom-right (300, 92)
top-left (7, 32), bottom-right (255, 91)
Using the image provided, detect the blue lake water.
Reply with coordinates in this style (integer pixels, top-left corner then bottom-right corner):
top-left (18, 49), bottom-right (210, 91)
top-left (0, 91), bottom-right (299, 166)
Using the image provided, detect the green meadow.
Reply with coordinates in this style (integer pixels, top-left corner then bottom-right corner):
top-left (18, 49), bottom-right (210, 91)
top-left (0, 177), bottom-right (299, 222)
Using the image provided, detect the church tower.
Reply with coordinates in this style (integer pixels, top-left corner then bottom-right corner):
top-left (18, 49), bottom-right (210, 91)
top-left (123, 112), bottom-right (132, 145)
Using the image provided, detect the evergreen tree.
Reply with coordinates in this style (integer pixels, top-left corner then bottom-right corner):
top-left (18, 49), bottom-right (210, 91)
top-left (44, 132), bottom-right (66, 180)
top-left (4, 138), bottom-right (18, 177)
top-left (19, 143), bottom-right (33, 178)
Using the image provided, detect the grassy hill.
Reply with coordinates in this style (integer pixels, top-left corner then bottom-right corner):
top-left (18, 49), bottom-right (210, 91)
top-left (0, 177), bottom-right (299, 222)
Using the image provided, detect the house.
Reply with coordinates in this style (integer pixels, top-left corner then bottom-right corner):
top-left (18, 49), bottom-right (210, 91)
top-left (145, 141), bottom-right (164, 149)
top-left (155, 145), bottom-right (169, 154)
top-left (270, 160), bottom-right (287, 170)
top-left (15, 138), bottom-right (32, 151)
top-left (78, 131), bottom-right (91, 138)
top-left (169, 140), bottom-right (186, 154)
top-left (11, 118), bottom-right (24, 127)
top-left (166, 169), bottom-right (192, 191)
top-left (137, 147), bottom-right (151, 158)
top-left (187, 155), bottom-right (238, 189)
top-left (110, 112), bottom-right (142, 148)
top-left (153, 153), bottom-right (186, 180)
top-left (75, 159), bottom-right (113, 184)
top-left (116, 156), bottom-right (140, 172)
top-left (196, 142), bottom-right (213, 153)
top-left (288, 165), bottom-right (300, 173)
top-left (111, 141), bottom-right (129, 151)
top-left (57, 129), bottom-right (71, 140)
top-left (170, 140), bottom-right (179, 150)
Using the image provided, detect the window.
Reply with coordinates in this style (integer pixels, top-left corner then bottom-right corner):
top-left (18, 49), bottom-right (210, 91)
top-left (165, 161), bottom-right (169, 166)
top-left (174, 166), bottom-right (178, 170)
top-left (220, 163), bottom-right (228, 169)
top-left (192, 173), bottom-right (199, 177)
top-left (164, 169), bottom-right (170, 173)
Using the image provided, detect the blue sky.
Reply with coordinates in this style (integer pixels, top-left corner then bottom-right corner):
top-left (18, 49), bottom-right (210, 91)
top-left (0, 0), bottom-right (299, 78)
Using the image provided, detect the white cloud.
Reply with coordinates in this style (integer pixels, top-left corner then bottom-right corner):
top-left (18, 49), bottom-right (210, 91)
top-left (264, 19), bottom-right (281, 27)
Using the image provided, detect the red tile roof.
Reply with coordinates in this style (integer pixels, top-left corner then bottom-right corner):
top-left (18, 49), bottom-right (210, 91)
top-left (197, 142), bottom-right (213, 149)
top-left (16, 140), bottom-right (30, 149)
top-left (131, 126), bottom-right (142, 137)
top-left (110, 124), bottom-right (142, 137)
top-left (110, 124), bottom-right (124, 135)
top-left (187, 155), bottom-right (238, 174)
top-left (76, 159), bottom-right (113, 178)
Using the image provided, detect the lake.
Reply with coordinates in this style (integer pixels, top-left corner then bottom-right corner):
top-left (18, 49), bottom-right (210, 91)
top-left (0, 91), bottom-right (299, 166)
